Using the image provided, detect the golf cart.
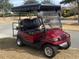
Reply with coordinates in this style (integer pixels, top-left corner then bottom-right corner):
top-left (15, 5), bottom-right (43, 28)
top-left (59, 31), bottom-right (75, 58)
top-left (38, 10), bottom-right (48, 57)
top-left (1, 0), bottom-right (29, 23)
top-left (12, 4), bottom-right (71, 58)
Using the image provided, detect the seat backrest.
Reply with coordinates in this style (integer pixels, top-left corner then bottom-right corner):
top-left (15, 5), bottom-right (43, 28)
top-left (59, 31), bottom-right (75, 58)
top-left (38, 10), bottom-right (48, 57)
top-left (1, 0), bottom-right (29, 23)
top-left (20, 18), bottom-right (42, 30)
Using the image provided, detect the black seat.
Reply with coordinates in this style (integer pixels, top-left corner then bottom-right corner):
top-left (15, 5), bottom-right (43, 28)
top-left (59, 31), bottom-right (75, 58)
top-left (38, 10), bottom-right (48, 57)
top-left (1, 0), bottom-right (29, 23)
top-left (19, 18), bottom-right (42, 34)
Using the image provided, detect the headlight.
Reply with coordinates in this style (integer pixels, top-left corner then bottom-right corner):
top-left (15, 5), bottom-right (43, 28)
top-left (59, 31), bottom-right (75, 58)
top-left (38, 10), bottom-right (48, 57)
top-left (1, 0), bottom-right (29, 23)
top-left (53, 38), bottom-right (59, 42)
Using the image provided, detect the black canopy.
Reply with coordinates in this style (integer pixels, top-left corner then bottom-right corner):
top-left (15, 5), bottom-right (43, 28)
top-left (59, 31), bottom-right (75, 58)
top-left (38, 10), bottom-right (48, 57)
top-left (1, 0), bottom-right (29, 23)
top-left (12, 4), bottom-right (61, 12)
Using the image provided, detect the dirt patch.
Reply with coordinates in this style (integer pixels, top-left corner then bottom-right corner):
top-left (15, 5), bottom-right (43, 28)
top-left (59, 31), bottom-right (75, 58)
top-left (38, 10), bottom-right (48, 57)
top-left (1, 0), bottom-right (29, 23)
top-left (0, 16), bottom-right (37, 24)
top-left (0, 38), bottom-right (79, 59)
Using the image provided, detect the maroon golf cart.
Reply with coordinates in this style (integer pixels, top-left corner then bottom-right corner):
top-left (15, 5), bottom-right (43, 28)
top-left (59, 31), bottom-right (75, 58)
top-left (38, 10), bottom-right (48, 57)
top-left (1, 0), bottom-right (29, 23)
top-left (12, 4), bottom-right (71, 58)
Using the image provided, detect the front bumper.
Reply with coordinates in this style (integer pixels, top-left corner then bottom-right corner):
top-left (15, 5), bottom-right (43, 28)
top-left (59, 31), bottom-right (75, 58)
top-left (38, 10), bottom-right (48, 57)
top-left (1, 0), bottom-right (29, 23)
top-left (59, 42), bottom-right (68, 48)
top-left (51, 38), bottom-right (71, 49)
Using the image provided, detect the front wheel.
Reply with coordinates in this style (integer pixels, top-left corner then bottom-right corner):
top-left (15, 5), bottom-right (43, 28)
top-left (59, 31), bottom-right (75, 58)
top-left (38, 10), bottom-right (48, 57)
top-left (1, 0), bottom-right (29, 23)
top-left (64, 41), bottom-right (71, 49)
top-left (43, 44), bottom-right (58, 58)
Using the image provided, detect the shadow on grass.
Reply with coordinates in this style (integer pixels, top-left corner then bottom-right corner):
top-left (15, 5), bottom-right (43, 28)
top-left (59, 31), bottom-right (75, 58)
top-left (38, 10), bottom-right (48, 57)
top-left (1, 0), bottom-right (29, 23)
top-left (0, 37), bottom-right (59, 58)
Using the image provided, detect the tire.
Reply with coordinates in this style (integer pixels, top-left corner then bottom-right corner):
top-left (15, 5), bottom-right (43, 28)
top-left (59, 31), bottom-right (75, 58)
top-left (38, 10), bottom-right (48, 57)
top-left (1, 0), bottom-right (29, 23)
top-left (16, 37), bottom-right (24, 47)
top-left (64, 41), bottom-right (71, 49)
top-left (43, 44), bottom-right (58, 58)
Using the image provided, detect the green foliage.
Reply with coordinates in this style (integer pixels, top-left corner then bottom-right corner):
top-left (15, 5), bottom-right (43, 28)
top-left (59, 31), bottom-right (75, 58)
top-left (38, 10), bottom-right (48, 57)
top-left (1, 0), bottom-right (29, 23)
top-left (0, 0), bottom-right (13, 14)
top-left (60, 0), bottom-right (75, 4)
top-left (62, 9), bottom-right (74, 17)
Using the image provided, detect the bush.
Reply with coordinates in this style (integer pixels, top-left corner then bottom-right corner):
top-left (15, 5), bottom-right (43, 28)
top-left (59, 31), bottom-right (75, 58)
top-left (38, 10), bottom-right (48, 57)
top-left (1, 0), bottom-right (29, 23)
top-left (62, 9), bottom-right (74, 17)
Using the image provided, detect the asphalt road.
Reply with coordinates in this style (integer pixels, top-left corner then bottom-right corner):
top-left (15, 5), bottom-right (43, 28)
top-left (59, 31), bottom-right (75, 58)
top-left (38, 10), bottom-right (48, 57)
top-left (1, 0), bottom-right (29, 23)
top-left (0, 23), bottom-right (79, 48)
top-left (0, 24), bottom-right (12, 38)
top-left (65, 30), bottom-right (79, 48)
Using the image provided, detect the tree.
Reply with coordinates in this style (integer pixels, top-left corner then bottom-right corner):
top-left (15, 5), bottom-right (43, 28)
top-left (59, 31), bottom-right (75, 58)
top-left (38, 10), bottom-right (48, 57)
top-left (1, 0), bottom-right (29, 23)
top-left (60, 0), bottom-right (79, 24)
top-left (0, 0), bottom-right (13, 14)
top-left (24, 0), bottom-right (38, 5)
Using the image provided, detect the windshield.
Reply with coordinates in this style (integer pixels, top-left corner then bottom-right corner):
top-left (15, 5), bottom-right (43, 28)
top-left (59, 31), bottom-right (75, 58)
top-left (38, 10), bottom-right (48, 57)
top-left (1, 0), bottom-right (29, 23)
top-left (41, 11), bottom-right (62, 29)
top-left (43, 17), bottom-right (61, 29)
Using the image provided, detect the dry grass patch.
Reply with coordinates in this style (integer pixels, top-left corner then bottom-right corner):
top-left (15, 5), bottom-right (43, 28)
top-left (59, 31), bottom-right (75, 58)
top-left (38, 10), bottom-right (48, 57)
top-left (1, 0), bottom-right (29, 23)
top-left (63, 24), bottom-right (79, 31)
top-left (0, 17), bottom-right (18, 24)
top-left (0, 38), bottom-right (79, 59)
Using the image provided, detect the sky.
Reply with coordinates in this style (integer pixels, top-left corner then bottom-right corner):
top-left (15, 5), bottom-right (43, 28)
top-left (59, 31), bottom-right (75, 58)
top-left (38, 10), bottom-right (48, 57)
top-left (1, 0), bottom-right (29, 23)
top-left (10, 0), bottom-right (63, 6)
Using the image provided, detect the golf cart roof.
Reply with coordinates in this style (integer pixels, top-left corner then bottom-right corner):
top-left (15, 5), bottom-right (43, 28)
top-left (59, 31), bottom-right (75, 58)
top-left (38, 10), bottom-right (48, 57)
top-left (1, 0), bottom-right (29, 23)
top-left (12, 4), bottom-right (61, 12)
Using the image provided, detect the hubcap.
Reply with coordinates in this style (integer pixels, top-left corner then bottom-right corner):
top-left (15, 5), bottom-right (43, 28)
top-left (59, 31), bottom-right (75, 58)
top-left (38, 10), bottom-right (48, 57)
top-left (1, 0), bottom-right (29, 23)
top-left (45, 47), bottom-right (53, 57)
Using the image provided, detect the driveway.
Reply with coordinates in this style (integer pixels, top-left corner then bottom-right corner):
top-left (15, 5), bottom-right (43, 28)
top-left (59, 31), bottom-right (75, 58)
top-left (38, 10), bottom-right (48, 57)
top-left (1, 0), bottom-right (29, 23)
top-left (0, 24), bottom-right (79, 48)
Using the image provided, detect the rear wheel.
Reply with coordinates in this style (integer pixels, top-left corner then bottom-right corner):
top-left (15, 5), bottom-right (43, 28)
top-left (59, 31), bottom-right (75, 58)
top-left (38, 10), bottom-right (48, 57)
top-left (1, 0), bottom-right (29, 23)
top-left (43, 44), bottom-right (58, 58)
top-left (16, 37), bottom-right (24, 47)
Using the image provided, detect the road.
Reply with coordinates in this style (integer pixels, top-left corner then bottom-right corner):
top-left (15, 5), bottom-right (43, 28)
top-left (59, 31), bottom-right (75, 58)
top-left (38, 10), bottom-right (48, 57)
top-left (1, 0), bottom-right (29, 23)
top-left (0, 24), bottom-right (12, 38)
top-left (65, 30), bottom-right (79, 48)
top-left (0, 23), bottom-right (79, 48)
